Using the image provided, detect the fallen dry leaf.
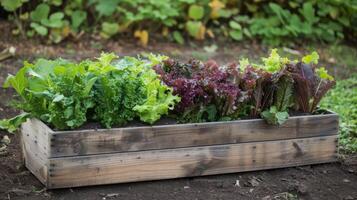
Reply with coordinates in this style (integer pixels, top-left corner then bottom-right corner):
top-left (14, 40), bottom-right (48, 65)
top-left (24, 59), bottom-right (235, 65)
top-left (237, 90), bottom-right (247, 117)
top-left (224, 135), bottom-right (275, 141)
top-left (134, 30), bottom-right (149, 47)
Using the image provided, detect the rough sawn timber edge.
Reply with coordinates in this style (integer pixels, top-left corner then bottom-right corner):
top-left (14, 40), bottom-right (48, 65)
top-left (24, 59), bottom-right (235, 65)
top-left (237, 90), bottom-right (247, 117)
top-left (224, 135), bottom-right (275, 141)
top-left (48, 113), bottom-right (338, 157)
top-left (47, 135), bottom-right (338, 188)
top-left (21, 118), bottom-right (53, 187)
top-left (20, 112), bottom-right (339, 189)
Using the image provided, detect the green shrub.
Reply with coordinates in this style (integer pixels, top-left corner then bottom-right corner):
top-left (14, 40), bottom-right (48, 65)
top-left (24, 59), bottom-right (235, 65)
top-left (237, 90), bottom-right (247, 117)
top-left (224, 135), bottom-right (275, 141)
top-left (0, 0), bottom-right (356, 44)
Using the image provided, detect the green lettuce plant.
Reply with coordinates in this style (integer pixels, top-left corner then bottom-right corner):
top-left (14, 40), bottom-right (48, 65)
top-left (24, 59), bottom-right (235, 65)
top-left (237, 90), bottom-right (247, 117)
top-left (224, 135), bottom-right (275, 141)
top-left (4, 58), bottom-right (97, 129)
top-left (2, 53), bottom-right (180, 130)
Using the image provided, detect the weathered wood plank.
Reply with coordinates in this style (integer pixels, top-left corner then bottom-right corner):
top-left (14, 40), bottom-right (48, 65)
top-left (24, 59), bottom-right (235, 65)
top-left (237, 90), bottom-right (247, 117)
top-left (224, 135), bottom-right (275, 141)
top-left (49, 113), bottom-right (338, 157)
top-left (21, 118), bottom-right (52, 186)
top-left (48, 135), bottom-right (338, 189)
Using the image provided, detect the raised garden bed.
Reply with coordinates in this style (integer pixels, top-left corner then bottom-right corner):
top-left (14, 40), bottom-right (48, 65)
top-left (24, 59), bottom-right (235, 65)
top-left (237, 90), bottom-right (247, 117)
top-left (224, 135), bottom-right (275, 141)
top-left (1, 50), bottom-right (338, 189)
top-left (21, 111), bottom-right (338, 189)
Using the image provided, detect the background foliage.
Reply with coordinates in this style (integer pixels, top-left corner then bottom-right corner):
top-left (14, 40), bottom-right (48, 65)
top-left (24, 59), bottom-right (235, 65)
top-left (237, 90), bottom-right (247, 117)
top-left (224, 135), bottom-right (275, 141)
top-left (0, 0), bottom-right (356, 45)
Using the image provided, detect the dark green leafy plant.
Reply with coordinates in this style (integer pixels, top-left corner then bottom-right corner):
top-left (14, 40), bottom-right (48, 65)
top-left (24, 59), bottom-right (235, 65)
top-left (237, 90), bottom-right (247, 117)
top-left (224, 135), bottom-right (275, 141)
top-left (249, 2), bottom-right (348, 44)
top-left (4, 58), bottom-right (97, 129)
top-left (100, 22), bottom-right (120, 39)
top-left (29, 3), bottom-right (68, 41)
top-left (2, 53), bottom-right (180, 130)
top-left (88, 54), bottom-right (146, 127)
top-left (1, 0), bottom-right (26, 11)
top-left (0, 0), bottom-right (28, 36)
top-left (0, 113), bottom-right (30, 133)
top-left (261, 106), bottom-right (289, 125)
top-left (88, 53), bottom-right (180, 127)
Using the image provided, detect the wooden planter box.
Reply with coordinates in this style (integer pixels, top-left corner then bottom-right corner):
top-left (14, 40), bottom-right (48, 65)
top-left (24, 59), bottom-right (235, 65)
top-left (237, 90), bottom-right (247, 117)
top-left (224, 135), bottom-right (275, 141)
top-left (21, 112), bottom-right (339, 189)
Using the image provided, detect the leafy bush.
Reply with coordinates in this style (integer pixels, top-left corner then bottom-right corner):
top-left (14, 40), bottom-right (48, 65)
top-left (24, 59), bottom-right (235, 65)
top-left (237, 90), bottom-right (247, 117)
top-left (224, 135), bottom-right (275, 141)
top-left (248, 2), bottom-right (349, 44)
top-left (0, 0), bottom-right (356, 44)
top-left (320, 76), bottom-right (357, 153)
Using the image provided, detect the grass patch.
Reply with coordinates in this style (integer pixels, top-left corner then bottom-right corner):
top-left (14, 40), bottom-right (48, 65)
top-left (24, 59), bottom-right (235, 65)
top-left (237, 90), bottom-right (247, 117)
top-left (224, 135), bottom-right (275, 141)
top-left (328, 45), bottom-right (357, 70)
top-left (320, 75), bottom-right (357, 153)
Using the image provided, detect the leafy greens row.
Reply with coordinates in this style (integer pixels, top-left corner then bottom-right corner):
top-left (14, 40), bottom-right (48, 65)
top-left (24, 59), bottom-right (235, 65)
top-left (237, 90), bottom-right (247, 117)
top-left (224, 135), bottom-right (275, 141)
top-left (3, 53), bottom-right (180, 130)
top-left (1, 50), bottom-right (335, 131)
top-left (154, 49), bottom-right (335, 124)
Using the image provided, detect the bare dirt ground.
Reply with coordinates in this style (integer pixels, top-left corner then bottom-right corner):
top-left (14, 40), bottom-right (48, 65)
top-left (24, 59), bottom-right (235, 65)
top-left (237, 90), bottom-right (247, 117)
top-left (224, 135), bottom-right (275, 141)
top-left (0, 20), bottom-right (356, 200)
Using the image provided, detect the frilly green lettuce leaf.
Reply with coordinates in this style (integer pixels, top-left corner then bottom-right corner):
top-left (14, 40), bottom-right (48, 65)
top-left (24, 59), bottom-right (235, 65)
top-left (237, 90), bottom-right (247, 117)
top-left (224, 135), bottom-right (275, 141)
top-left (302, 51), bottom-right (319, 65)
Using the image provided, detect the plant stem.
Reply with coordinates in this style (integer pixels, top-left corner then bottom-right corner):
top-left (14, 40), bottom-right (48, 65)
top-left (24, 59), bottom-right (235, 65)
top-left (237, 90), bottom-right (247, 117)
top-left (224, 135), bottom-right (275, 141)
top-left (13, 11), bottom-right (25, 38)
top-left (311, 79), bottom-right (322, 112)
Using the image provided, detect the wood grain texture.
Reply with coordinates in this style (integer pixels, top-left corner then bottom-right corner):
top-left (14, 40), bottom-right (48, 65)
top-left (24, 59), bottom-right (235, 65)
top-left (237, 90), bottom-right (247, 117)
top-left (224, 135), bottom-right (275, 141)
top-left (47, 135), bottom-right (338, 189)
top-left (49, 113), bottom-right (338, 157)
top-left (21, 118), bottom-right (52, 186)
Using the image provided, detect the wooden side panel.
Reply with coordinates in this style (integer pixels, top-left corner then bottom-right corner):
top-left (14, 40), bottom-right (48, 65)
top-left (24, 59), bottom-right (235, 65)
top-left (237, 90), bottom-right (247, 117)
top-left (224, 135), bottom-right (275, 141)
top-left (49, 114), bottom-right (338, 157)
top-left (21, 118), bottom-right (51, 186)
top-left (48, 135), bottom-right (338, 189)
